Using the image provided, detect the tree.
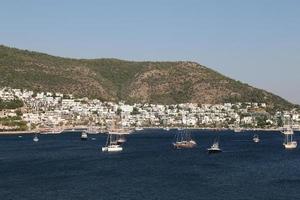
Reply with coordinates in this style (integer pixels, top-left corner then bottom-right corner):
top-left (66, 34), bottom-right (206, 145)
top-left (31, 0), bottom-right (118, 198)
top-left (130, 107), bottom-right (140, 115)
top-left (116, 108), bottom-right (122, 116)
top-left (15, 109), bottom-right (22, 116)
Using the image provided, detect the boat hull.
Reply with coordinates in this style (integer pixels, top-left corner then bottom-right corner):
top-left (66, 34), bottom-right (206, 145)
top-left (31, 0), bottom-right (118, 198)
top-left (207, 149), bottom-right (222, 154)
top-left (173, 141), bottom-right (197, 149)
top-left (283, 142), bottom-right (297, 149)
top-left (253, 138), bottom-right (260, 143)
top-left (102, 145), bottom-right (123, 152)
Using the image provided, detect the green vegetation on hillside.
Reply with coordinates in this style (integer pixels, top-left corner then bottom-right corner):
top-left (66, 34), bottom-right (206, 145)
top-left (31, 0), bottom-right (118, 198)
top-left (0, 45), bottom-right (296, 111)
top-left (0, 98), bottom-right (24, 110)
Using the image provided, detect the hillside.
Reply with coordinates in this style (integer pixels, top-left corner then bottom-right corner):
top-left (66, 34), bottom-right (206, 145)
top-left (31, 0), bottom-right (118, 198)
top-left (0, 45), bottom-right (295, 110)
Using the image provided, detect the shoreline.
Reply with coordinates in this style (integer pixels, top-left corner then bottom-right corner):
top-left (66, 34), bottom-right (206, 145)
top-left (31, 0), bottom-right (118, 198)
top-left (0, 127), bottom-right (289, 135)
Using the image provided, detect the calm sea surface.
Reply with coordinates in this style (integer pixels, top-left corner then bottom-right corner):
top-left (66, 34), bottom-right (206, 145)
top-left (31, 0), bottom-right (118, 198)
top-left (0, 130), bottom-right (300, 200)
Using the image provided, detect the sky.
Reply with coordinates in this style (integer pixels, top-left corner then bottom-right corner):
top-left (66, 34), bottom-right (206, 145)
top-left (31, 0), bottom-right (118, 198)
top-left (1, 0), bottom-right (300, 104)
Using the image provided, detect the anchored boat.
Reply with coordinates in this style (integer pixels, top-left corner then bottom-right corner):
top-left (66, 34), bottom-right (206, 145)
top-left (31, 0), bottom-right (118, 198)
top-left (208, 137), bottom-right (222, 153)
top-left (102, 133), bottom-right (123, 152)
top-left (282, 127), bottom-right (297, 149)
top-left (253, 134), bottom-right (260, 143)
top-left (33, 133), bottom-right (39, 142)
top-left (173, 128), bottom-right (196, 149)
top-left (81, 131), bottom-right (88, 140)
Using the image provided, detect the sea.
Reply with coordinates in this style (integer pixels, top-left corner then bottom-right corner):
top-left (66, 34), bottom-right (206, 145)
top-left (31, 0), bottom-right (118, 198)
top-left (0, 130), bottom-right (299, 200)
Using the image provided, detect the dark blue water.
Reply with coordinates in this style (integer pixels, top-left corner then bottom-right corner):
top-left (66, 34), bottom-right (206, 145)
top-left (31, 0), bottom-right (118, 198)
top-left (0, 130), bottom-right (300, 200)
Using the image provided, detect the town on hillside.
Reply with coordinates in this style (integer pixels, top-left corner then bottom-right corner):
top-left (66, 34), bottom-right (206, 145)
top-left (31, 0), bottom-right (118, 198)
top-left (0, 87), bottom-right (299, 133)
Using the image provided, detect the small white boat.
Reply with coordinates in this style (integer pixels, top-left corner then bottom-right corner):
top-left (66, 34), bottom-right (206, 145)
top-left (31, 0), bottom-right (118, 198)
top-left (102, 134), bottom-right (123, 152)
top-left (234, 127), bottom-right (242, 133)
top-left (253, 134), bottom-right (260, 143)
top-left (102, 145), bottom-right (123, 152)
top-left (33, 135), bottom-right (39, 142)
top-left (282, 127), bottom-right (297, 149)
top-left (81, 131), bottom-right (88, 140)
top-left (208, 138), bottom-right (222, 153)
top-left (135, 127), bottom-right (143, 131)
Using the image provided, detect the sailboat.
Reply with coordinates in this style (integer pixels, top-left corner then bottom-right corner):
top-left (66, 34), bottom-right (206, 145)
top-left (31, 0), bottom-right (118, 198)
top-left (33, 133), bottom-right (39, 142)
top-left (102, 133), bottom-right (123, 152)
top-left (173, 128), bottom-right (197, 149)
top-left (253, 134), bottom-right (260, 143)
top-left (81, 131), bottom-right (88, 140)
top-left (207, 137), bottom-right (222, 153)
top-left (282, 127), bottom-right (297, 149)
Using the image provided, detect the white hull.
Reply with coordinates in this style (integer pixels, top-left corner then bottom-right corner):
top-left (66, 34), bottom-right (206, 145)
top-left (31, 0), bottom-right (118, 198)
top-left (81, 136), bottom-right (88, 140)
top-left (208, 141), bottom-right (222, 153)
top-left (33, 137), bottom-right (39, 142)
top-left (253, 138), bottom-right (260, 143)
top-left (283, 141), bottom-right (297, 149)
top-left (117, 139), bottom-right (126, 144)
top-left (102, 145), bottom-right (123, 152)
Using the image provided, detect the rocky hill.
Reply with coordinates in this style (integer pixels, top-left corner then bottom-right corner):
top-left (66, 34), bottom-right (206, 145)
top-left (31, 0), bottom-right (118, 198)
top-left (0, 45), bottom-right (295, 110)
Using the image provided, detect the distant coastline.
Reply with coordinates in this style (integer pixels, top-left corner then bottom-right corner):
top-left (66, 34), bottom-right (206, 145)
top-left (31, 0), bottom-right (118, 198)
top-left (0, 127), bottom-right (289, 135)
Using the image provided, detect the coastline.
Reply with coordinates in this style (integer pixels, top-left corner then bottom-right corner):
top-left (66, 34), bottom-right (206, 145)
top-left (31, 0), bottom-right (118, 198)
top-left (0, 127), bottom-right (287, 135)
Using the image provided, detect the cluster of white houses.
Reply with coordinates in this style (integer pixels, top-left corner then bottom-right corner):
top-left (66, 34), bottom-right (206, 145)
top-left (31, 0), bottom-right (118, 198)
top-left (1, 87), bottom-right (300, 131)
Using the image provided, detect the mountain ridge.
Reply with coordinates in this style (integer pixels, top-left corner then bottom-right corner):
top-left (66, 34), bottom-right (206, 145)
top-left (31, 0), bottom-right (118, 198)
top-left (0, 45), bottom-right (295, 110)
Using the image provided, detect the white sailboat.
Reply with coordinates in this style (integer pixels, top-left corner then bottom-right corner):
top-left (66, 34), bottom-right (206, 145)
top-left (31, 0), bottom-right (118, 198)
top-left (135, 127), bottom-right (143, 131)
top-left (33, 133), bottom-right (39, 142)
top-left (81, 131), bottom-right (88, 140)
top-left (102, 133), bottom-right (123, 152)
top-left (282, 127), bottom-right (297, 149)
top-left (207, 137), bottom-right (222, 153)
top-left (253, 134), bottom-right (260, 143)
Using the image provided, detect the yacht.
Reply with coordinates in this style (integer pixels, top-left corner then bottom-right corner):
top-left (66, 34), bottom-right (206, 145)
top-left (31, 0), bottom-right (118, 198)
top-left (81, 131), bottom-right (88, 140)
top-left (173, 128), bottom-right (197, 149)
top-left (282, 127), bottom-right (297, 149)
top-left (135, 127), bottom-right (143, 131)
top-left (102, 133), bottom-right (123, 152)
top-left (33, 134), bottom-right (39, 142)
top-left (253, 134), bottom-right (260, 143)
top-left (207, 138), bottom-right (222, 153)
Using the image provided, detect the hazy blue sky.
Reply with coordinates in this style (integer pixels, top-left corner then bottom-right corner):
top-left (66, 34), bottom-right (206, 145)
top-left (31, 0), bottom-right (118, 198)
top-left (1, 0), bottom-right (300, 103)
